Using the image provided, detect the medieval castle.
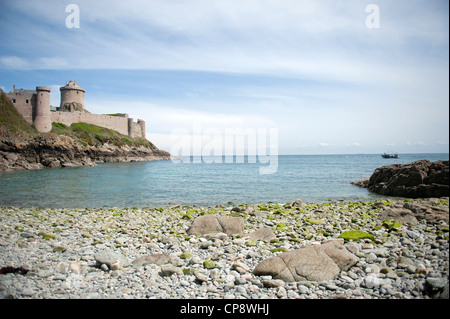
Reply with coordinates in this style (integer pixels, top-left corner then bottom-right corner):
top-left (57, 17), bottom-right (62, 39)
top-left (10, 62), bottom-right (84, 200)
top-left (5, 81), bottom-right (146, 138)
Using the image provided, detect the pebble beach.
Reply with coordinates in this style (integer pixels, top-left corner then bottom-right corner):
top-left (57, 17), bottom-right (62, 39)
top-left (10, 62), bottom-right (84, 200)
top-left (0, 198), bottom-right (448, 300)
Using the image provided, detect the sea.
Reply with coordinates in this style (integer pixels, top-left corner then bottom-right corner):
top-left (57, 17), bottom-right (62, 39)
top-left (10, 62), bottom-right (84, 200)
top-left (0, 153), bottom-right (448, 209)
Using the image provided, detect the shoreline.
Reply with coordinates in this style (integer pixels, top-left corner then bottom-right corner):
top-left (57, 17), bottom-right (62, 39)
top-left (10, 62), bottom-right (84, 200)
top-left (0, 198), bottom-right (448, 299)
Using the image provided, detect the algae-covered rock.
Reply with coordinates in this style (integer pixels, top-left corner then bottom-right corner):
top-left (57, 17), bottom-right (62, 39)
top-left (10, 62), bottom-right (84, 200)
top-left (203, 260), bottom-right (215, 269)
top-left (338, 230), bottom-right (374, 241)
top-left (180, 252), bottom-right (192, 259)
top-left (270, 247), bottom-right (288, 253)
top-left (306, 218), bottom-right (325, 225)
top-left (382, 219), bottom-right (402, 231)
top-left (41, 233), bottom-right (56, 240)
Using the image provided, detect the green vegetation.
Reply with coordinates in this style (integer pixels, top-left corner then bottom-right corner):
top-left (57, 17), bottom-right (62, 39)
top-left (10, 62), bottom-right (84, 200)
top-left (306, 218), bottom-right (325, 225)
top-left (41, 233), bottom-right (56, 240)
top-left (50, 121), bottom-right (155, 149)
top-left (338, 230), bottom-right (374, 241)
top-left (203, 260), bottom-right (215, 268)
top-left (270, 247), bottom-right (288, 253)
top-left (0, 91), bottom-right (36, 137)
top-left (180, 252), bottom-right (192, 259)
top-left (382, 219), bottom-right (402, 231)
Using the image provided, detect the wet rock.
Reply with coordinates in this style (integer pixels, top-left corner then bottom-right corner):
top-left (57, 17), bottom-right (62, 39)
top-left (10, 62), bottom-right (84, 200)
top-left (353, 160), bottom-right (449, 198)
top-left (253, 241), bottom-right (358, 282)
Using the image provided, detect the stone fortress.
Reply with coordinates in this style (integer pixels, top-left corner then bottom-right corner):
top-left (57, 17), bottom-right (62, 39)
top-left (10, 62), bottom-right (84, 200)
top-left (5, 81), bottom-right (146, 138)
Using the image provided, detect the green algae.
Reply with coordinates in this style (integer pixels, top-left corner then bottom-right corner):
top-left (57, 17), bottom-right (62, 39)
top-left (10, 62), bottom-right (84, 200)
top-left (338, 230), bottom-right (374, 241)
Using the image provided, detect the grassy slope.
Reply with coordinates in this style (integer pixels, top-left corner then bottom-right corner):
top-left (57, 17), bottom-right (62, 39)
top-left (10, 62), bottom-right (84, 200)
top-left (0, 91), bottom-right (37, 139)
top-left (51, 122), bottom-right (157, 149)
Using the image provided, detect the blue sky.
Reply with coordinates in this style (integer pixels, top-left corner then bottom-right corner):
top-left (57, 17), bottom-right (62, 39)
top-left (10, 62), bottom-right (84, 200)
top-left (0, 0), bottom-right (448, 155)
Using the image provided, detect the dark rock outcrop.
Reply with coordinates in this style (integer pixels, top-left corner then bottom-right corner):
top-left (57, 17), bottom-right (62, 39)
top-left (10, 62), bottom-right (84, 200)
top-left (352, 160), bottom-right (449, 198)
top-left (0, 134), bottom-right (171, 172)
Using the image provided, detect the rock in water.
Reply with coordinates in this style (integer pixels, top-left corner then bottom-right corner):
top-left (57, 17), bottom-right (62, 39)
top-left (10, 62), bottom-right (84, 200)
top-left (253, 240), bottom-right (358, 282)
top-left (186, 215), bottom-right (244, 236)
top-left (352, 160), bottom-right (449, 198)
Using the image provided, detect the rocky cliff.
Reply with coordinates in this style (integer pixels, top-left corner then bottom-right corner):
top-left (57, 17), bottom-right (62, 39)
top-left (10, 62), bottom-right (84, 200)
top-left (0, 90), bottom-right (171, 172)
top-left (352, 160), bottom-right (449, 198)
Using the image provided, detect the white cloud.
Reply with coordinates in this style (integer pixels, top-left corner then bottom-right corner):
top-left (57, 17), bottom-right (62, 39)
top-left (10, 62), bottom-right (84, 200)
top-left (1, 0), bottom-right (448, 155)
top-left (88, 99), bottom-right (277, 133)
top-left (0, 56), bottom-right (30, 70)
top-left (3, 0), bottom-right (448, 87)
top-left (406, 140), bottom-right (427, 146)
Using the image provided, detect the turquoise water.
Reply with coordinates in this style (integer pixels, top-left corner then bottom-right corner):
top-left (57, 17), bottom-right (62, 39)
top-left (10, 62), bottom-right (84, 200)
top-left (0, 153), bottom-right (448, 208)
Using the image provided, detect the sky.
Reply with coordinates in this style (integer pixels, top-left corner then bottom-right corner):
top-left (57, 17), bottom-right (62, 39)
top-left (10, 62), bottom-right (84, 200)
top-left (0, 0), bottom-right (448, 155)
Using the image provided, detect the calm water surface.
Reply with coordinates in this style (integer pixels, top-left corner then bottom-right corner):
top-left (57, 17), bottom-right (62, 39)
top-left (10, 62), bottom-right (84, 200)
top-left (0, 153), bottom-right (448, 208)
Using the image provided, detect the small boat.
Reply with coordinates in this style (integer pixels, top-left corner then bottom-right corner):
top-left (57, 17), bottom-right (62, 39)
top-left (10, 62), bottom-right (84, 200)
top-left (382, 152), bottom-right (399, 158)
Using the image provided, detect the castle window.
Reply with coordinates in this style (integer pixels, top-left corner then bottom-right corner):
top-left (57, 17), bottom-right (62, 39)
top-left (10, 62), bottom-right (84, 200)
top-left (26, 99), bottom-right (29, 104)
top-left (12, 99), bottom-right (16, 103)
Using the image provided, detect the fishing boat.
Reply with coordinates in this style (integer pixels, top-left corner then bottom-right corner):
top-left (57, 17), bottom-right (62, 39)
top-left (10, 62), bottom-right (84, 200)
top-left (382, 152), bottom-right (399, 158)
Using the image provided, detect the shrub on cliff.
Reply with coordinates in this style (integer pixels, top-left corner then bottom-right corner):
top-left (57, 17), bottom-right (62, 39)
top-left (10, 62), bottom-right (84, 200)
top-left (50, 121), bottom-right (157, 150)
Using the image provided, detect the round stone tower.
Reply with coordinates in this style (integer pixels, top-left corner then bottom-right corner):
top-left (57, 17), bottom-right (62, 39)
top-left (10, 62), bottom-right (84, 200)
top-left (59, 80), bottom-right (85, 111)
top-left (34, 86), bottom-right (52, 132)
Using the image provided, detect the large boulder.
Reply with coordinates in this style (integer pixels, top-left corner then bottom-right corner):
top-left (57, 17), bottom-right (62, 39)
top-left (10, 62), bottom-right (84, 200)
top-left (253, 240), bottom-right (358, 282)
top-left (187, 215), bottom-right (244, 236)
top-left (379, 200), bottom-right (449, 224)
top-left (248, 227), bottom-right (276, 242)
top-left (132, 253), bottom-right (173, 267)
top-left (379, 207), bottom-right (419, 225)
top-left (94, 249), bottom-right (131, 270)
top-left (353, 160), bottom-right (449, 198)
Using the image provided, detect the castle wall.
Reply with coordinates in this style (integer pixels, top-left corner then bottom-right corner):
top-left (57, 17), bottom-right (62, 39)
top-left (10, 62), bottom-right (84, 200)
top-left (5, 90), bottom-right (35, 124)
top-left (51, 111), bottom-right (130, 136)
top-left (7, 82), bottom-right (146, 138)
top-left (128, 118), bottom-right (146, 138)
